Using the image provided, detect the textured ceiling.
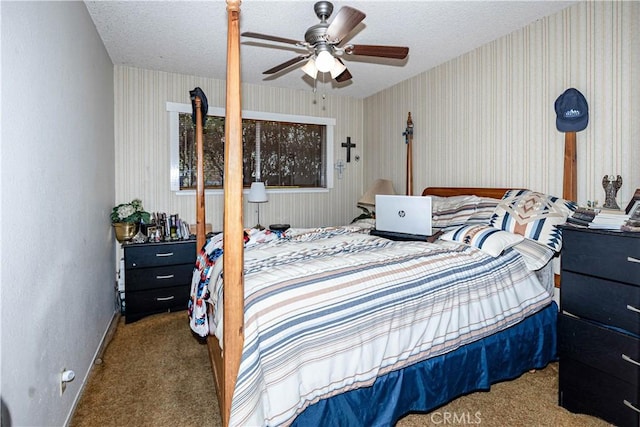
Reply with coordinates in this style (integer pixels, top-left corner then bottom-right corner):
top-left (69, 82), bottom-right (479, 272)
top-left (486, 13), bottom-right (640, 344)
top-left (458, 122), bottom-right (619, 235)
top-left (85, 1), bottom-right (576, 99)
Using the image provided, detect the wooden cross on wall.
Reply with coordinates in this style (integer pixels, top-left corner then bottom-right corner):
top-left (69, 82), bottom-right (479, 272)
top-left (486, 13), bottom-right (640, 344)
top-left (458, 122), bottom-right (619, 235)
top-left (341, 137), bottom-right (356, 162)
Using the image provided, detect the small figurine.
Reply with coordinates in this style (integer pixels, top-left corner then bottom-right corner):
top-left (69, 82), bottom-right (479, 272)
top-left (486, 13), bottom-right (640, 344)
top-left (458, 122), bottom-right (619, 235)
top-left (602, 174), bottom-right (622, 210)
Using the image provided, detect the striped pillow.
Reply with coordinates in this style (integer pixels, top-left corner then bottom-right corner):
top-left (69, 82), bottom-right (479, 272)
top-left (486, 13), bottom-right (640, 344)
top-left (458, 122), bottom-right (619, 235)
top-left (490, 190), bottom-right (576, 252)
top-left (466, 197), bottom-right (501, 225)
top-left (441, 225), bottom-right (524, 257)
top-left (431, 195), bottom-right (482, 230)
top-left (511, 238), bottom-right (555, 271)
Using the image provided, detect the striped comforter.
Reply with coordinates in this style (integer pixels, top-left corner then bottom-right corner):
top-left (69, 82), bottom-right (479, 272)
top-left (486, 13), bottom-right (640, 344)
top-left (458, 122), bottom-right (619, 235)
top-left (190, 226), bottom-right (553, 427)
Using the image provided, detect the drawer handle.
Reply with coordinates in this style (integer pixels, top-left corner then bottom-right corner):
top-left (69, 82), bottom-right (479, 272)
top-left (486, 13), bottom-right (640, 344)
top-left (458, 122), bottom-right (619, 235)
top-left (622, 353), bottom-right (640, 367)
top-left (623, 399), bottom-right (640, 414)
top-left (155, 296), bottom-right (175, 301)
top-left (628, 256), bottom-right (640, 264)
top-left (628, 304), bottom-right (640, 315)
top-left (156, 252), bottom-right (174, 257)
top-left (156, 274), bottom-right (175, 280)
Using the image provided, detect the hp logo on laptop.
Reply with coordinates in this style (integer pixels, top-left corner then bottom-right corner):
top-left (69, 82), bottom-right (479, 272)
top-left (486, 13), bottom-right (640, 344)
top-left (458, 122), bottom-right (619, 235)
top-left (397, 210), bottom-right (406, 218)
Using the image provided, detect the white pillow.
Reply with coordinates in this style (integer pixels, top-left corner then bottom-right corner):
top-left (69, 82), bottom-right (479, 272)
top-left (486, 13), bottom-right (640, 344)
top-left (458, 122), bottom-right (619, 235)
top-left (441, 225), bottom-right (524, 257)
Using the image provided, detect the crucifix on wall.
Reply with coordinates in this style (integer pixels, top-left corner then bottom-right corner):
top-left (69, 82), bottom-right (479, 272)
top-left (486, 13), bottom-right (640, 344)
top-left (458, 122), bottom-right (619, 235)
top-left (341, 137), bottom-right (356, 162)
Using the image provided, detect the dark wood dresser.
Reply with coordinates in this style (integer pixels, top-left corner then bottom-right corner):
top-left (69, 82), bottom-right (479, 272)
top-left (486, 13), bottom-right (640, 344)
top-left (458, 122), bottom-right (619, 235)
top-left (123, 240), bottom-right (196, 323)
top-left (558, 226), bottom-right (640, 427)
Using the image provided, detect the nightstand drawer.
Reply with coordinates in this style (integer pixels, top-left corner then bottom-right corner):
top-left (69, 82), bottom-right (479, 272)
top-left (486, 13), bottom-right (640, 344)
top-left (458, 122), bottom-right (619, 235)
top-left (126, 285), bottom-right (190, 316)
top-left (125, 263), bottom-right (194, 291)
top-left (124, 241), bottom-right (195, 268)
top-left (562, 271), bottom-right (640, 335)
top-left (560, 358), bottom-right (640, 427)
top-left (558, 314), bottom-right (640, 384)
top-left (562, 228), bottom-right (640, 285)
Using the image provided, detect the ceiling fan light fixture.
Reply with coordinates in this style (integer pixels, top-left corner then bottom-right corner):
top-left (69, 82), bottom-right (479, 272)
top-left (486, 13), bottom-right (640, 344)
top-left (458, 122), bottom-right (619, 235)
top-left (329, 58), bottom-right (347, 79)
top-left (301, 58), bottom-right (318, 79)
top-left (315, 50), bottom-right (334, 73)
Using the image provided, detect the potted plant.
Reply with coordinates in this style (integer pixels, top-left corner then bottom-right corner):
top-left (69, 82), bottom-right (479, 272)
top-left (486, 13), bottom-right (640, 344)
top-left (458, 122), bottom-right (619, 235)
top-left (111, 199), bottom-right (151, 243)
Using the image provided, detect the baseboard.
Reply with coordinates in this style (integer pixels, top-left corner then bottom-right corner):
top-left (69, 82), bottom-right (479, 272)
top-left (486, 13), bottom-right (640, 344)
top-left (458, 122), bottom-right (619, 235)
top-left (63, 310), bottom-right (121, 427)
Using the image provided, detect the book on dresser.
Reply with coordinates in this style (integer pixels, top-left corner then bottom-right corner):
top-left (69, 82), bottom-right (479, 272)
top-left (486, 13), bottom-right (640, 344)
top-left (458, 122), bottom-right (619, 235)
top-left (566, 207), bottom-right (597, 227)
top-left (557, 226), bottom-right (640, 427)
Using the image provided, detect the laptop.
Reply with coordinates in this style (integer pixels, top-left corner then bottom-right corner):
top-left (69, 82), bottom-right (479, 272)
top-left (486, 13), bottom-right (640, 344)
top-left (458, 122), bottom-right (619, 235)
top-left (374, 195), bottom-right (433, 238)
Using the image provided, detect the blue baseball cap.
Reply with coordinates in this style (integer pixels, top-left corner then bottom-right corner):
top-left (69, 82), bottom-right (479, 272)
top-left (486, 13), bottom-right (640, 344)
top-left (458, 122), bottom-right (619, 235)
top-left (555, 88), bottom-right (589, 132)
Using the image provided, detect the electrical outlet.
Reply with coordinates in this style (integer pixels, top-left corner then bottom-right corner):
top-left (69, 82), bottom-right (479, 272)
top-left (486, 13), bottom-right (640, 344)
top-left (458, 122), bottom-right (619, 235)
top-left (60, 368), bottom-right (67, 396)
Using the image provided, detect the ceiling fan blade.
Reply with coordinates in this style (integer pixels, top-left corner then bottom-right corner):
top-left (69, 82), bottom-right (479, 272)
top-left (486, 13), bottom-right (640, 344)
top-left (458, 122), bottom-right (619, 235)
top-left (326, 6), bottom-right (366, 44)
top-left (263, 55), bottom-right (310, 74)
top-left (241, 32), bottom-right (301, 46)
top-left (334, 58), bottom-right (352, 82)
top-left (335, 68), bottom-right (352, 83)
top-left (347, 44), bottom-right (409, 59)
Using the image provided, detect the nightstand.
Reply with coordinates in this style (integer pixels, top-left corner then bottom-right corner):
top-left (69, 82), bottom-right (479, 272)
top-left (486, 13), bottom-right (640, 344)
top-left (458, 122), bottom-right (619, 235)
top-left (123, 240), bottom-right (196, 323)
top-left (558, 226), bottom-right (640, 427)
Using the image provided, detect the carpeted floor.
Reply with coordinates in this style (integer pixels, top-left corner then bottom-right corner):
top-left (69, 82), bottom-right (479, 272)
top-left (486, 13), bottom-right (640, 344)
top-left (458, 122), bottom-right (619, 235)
top-left (70, 311), bottom-right (612, 427)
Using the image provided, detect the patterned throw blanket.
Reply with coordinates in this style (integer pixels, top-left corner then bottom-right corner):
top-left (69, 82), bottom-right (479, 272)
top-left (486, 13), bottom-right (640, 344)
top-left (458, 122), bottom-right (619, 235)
top-left (189, 226), bottom-right (552, 426)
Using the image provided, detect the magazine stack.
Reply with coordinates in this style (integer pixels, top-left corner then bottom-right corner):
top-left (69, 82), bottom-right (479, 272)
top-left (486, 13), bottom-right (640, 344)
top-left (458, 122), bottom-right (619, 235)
top-left (566, 207), bottom-right (597, 228)
top-left (567, 207), bottom-right (632, 231)
top-left (588, 208), bottom-right (630, 230)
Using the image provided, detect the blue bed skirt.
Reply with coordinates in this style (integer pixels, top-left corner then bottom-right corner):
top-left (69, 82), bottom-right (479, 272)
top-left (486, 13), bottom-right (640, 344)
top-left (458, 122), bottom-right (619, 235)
top-left (292, 302), bottom-right (558, 427)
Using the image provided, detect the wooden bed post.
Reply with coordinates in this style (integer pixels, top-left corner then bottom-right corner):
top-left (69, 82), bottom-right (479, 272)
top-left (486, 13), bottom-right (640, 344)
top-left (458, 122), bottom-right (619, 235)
top-left (563, 131), bottom-right (577, 202)
top-left (556, 130), bottom-right (577, 289)
top-left (194, 97), bottom-right (206, 252)
top-left (404, 112), bottom-right (414, 195)
top-left (222, 0), bottom-right (243, 425)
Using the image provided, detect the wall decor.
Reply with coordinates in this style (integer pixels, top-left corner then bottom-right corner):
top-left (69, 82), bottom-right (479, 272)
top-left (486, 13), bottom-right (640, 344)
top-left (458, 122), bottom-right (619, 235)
top-left (602, 175), bottom-right (622, 210)
top-left (625, 188), bottom-right (640, 214)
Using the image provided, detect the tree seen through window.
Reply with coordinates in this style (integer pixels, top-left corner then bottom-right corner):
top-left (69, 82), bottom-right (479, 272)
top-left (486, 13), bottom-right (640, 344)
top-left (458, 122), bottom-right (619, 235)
top-left (178, 113), bottom-right (326, 190)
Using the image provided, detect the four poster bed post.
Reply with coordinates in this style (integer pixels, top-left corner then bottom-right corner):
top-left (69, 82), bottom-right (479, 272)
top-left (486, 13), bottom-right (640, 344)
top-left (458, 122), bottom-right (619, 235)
top-left (199, 1), bottom-right (245, 426)
top-left (194, 2), bottom-right (578, 423)
top-left (404, 112), bottom-right (414, 195)
top-left (563, 131), bottom-right (577, 202)
top-left (193, 96), bottom-right (206, 252)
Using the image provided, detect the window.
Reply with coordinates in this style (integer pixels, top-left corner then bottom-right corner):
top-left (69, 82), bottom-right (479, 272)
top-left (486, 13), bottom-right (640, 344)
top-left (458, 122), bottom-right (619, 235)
top-left (168, 103), bottom-right (335, 192)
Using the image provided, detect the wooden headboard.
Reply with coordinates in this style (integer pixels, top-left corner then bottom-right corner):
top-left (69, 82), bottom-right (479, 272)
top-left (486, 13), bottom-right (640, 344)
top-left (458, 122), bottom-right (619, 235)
top-left (422, 187), bottom-right (513, 199)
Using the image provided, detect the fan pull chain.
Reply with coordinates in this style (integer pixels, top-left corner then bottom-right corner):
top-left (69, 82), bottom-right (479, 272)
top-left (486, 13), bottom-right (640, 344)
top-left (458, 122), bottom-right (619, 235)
top-left (312, 77), bottom-right (318, 105)
top-left (321, 73), bottom-right (326, 111)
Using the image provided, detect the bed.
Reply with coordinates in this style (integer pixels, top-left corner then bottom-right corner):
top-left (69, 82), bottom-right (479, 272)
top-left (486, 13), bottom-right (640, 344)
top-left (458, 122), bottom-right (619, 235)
top-left (189, 186), bottom-right (574, 426)
top-left (189, 2), bottom-right (579, 426)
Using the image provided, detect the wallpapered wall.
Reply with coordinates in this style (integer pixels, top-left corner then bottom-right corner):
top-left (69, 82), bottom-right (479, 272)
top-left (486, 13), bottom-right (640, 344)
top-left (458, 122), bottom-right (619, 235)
top-left (114, 67), bottom-right (364, 231)
top-left (363, 1), bottom-right (639, 207)
top-left (116, 1), bottom-right (639, 237)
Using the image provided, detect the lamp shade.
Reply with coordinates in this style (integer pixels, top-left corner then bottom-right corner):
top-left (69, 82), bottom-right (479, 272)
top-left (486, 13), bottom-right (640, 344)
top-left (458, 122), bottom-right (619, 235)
top-left (301, 59), bottom-right (318, 79)
top-left (329, 58), bottom-right (347, 79)
top-left (358, 179), bottom-right (396, 208)
top-left (247, 182), bottom-right (268, 203)
top-left (315, 50), bottom-right (334, 73)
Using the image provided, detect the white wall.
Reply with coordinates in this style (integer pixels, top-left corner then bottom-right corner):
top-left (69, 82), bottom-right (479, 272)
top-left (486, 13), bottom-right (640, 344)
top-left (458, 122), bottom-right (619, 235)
top-left (1, 2), bottom-right (115, 426)
top-left (363, 1), bottom-right (640, 206)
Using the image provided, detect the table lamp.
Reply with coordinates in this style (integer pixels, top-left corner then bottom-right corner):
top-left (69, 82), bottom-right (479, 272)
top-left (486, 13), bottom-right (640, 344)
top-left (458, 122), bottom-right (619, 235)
top-left (247, 182), bottom-right (268, 229)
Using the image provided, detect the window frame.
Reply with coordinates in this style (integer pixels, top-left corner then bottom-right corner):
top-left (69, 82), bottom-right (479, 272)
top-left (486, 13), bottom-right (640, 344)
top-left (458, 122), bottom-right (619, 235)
top-left (167, 102), bottom-right (336, 194)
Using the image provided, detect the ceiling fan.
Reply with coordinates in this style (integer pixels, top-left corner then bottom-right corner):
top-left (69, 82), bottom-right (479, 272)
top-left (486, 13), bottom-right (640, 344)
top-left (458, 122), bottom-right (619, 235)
top-left (241, 1), bottom-right (409, 83)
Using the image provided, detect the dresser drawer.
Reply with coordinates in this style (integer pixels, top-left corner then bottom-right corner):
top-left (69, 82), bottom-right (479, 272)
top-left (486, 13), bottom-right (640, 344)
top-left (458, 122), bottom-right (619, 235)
top-left (562, 228), bottom-right (640, 285)
top-left (124, 241), bottom-right (195, 268)
top-left (558, 314), bottom-right (640, 384)
top-left (125, 285), bottom-right (190, 321)
top-left (560, 358), bottom-right (640, 427)
top-left (125, 263), bottom-right (194, 291)
top-left (562, 271), bottom-right (640, 335)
